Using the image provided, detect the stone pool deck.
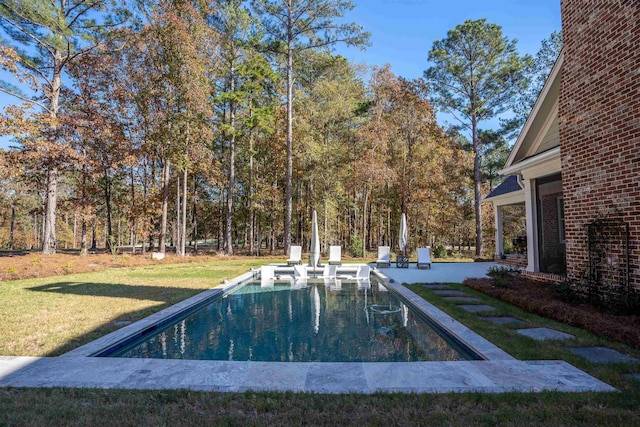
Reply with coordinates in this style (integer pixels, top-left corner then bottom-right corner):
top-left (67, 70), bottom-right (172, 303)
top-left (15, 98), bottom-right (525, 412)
top-left (0, 263), bottom-right (619, 394)
top-left (0, 356), bottom-right (614, 393)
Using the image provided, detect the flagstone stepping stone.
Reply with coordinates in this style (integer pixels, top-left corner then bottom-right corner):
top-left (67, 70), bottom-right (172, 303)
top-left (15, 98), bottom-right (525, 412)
top-left (480, 316), bottom-right (527, 326)
top-left (433, 290), bottom-right (468, 296)
top-left (421, 284), bottom-right (453, 289)
top-left (566, 347), bottom-right (639, 364)
top-left (459, 304), bottom-right (496, 313)
top-left (442, 296), bottom-right (482, 303)
top-left (516, 328), bottom-right (574, 341)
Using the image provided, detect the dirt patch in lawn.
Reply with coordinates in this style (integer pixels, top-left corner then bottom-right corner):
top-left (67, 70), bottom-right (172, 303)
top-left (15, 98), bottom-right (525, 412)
top-left (464, 276), bottom-right (640, 349)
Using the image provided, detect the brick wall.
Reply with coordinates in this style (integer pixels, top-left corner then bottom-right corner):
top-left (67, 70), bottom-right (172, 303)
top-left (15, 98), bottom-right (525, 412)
top-left (559, 1), bottom-right (640, 294)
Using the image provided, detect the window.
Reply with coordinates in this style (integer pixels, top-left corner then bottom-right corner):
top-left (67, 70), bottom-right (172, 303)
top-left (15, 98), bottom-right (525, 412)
top-left (558, 197), bottom-right (565, 243)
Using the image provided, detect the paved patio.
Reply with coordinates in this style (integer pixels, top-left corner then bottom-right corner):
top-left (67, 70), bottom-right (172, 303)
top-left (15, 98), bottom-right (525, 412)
top-left (376, 261), bottom-right (498, 284)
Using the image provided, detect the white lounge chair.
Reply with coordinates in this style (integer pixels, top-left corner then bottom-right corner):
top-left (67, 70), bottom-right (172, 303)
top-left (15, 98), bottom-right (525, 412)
top-left (260, 265), bottom-right (275, 287)
top-left (292, 264), bottom-right (308, 288)
top-left (287, 246), bottom-right (302, 266)
top-left (322, 264), bottom-right (340, 289)
top-left (376, 246), bottom-right (391, 268)
top-left (356, 265), bottom-right (371, 289)
top-left (417, 247), bottom-right (432, 269)
top-left (356, 265), bottom-right (370, 280)
top-left (328, 245), bottom-right (342, 266)
top-left (293, 264), bottom-right (307, 278)
top-left (323, 264), bottom-right (337, 278)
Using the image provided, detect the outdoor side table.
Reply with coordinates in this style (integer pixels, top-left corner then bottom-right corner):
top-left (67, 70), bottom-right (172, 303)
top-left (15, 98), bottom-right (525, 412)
top-left (396, 255), bottom-right (409, 268)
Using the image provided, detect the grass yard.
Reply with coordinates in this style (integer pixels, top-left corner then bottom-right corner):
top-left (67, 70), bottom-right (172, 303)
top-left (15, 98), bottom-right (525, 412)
top-left (0, 257), bottom-right (279, 356)
top-left (1, 388), bottom-right (639, 426)
top-left (1, 259), bottom-right (639, 425)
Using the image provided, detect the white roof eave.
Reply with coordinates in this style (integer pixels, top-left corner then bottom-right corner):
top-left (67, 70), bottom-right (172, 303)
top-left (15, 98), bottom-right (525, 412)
top-left (503, 50), bottom-right (564, 170)
top-left (499, 146), bottom-right (561, 176)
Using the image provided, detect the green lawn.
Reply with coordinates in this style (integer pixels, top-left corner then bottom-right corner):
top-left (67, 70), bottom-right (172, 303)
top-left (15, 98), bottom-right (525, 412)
top-left (0, 258), bottom-right (279, 356)
top-left (1, 263), bottom-right (639, 425)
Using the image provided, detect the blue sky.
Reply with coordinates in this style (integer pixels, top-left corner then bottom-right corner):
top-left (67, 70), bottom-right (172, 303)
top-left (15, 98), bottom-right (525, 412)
top-left (338, 0), bottom-right (561, 79)
top-left (336, 0), bottom-right (561, 135)
top-left (0, 0), bottom-right (561, 149)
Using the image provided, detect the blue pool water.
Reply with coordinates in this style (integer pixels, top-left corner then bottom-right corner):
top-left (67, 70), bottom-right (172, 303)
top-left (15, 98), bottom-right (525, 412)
top-left (110, 279), bottom-right (475, 362)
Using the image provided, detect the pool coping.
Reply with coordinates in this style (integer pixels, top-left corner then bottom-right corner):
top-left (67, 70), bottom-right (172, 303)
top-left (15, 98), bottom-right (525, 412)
top-left (0, 265), bottom-right (617, 394)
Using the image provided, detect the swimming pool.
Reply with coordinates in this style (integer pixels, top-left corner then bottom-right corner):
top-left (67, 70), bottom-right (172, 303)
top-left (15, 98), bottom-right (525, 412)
top-left (53, 266), bottom-right (616, 393)
top-left (105, 277), bottom-right (479, 362)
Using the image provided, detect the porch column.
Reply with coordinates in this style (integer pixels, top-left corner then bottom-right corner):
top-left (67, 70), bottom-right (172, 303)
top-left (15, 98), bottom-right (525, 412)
top-left (494, 204), bottom-right (504, 258)
top-left (524, 178), bottom-right (539, 272)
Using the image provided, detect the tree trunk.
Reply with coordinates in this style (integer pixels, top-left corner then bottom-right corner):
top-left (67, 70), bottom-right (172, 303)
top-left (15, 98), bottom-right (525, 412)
top-left (323, 199), bottom-right (328, 252)
top-left (9, 204), bottom-right (15, 250)
top-left (249, 112), bottom-right (255, 256)
top-left (362, 184), bottom-right (369, 258)
top-left (472, 115), bottom-right (483, 256)
top-left (42, 167), bottom-right (58, 254)
top-left (192, 174), bottom-right (198, 254)
top-left (181, 168), bottom-right (187, 256)
top-left (159, 159), bottom-right (170, 254)
top-left (130, 167), bottom-right (136, 254)
top-left (91, 220), bottom-right (97, 250)
top-left (80, 218), bottom-right (88, 256)
top-left (226, 70), bottom-right (236, 255)
top-left (176, 173), bottom-right (181, 255)
top-left (217, 190), bottom-right (223, 251)
top-left (284, 19), bottom-right (294, 256)
top-left (104, 169), bottom-right (113, 251)
top-left (42, 51), bottom-right (63, 255)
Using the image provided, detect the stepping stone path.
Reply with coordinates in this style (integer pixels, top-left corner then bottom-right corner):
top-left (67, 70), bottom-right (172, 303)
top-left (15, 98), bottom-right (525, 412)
top-left (459, 304), bottom-right (496, 313)
top-left (566, 347), bottom-right (639, 364)
top-left (481, 316), bottom-right (527, 326)
top-left (423, 286), bottom-right (638, 376)
top-left (432, 290), bottom-right (468, 296)
top-left (516, 327), bottom-right (574, 341)
top-left (442, 296), bottom-right (482, 303)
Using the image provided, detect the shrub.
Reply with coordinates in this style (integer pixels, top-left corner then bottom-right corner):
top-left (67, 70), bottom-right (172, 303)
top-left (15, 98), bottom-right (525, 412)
top-left (7, 266), bottom-right (17, 274)
top-left (432, 245), bottom-right (446, 258)
top-left (62, 262), bottom-right (72, 274)
top-left (487, 265), bottom-right (520, 288)
top-left (549, 279), bottom-right (580, 304)
top-left (348, 235), bottom-right (362, 258)
top-left (108, 236), bottom-right (118, 260)
top-left (487, 265), bottom-right (520, 278)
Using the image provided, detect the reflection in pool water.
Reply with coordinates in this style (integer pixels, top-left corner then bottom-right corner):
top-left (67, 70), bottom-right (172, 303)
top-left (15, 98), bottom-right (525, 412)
top-left (111, 279), bottom-right (471, 362)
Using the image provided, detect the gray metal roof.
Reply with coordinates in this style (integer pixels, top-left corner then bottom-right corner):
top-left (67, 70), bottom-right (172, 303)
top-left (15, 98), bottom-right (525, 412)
top-left (485, 175), bottom-right (522, 200)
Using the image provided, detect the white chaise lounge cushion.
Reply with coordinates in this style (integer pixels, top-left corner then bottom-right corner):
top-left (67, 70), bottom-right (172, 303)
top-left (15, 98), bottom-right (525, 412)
top-left (328, 246), bottom-right (342, 265)
top-left (417, 247), bottom-right (432, 269)
top-left (287, 246), bottom-right (302, 265)
top-left (376, 246), bottom-right (391, 267)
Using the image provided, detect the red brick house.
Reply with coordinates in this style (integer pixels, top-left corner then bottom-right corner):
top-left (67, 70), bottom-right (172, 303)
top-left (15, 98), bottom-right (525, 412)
top-left (486, 0), bottom-right (639, 306)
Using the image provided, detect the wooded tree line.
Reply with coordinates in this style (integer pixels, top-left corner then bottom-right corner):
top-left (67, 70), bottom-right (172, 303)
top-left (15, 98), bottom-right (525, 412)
top-left (0, 1), bottom-right (561, 257)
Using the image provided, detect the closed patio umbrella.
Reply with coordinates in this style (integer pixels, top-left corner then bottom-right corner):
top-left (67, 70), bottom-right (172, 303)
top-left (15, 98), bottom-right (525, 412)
top-left (399, 213), bottom-right (408, 256)
top-left (309, 210), bottom-right (321, 271)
